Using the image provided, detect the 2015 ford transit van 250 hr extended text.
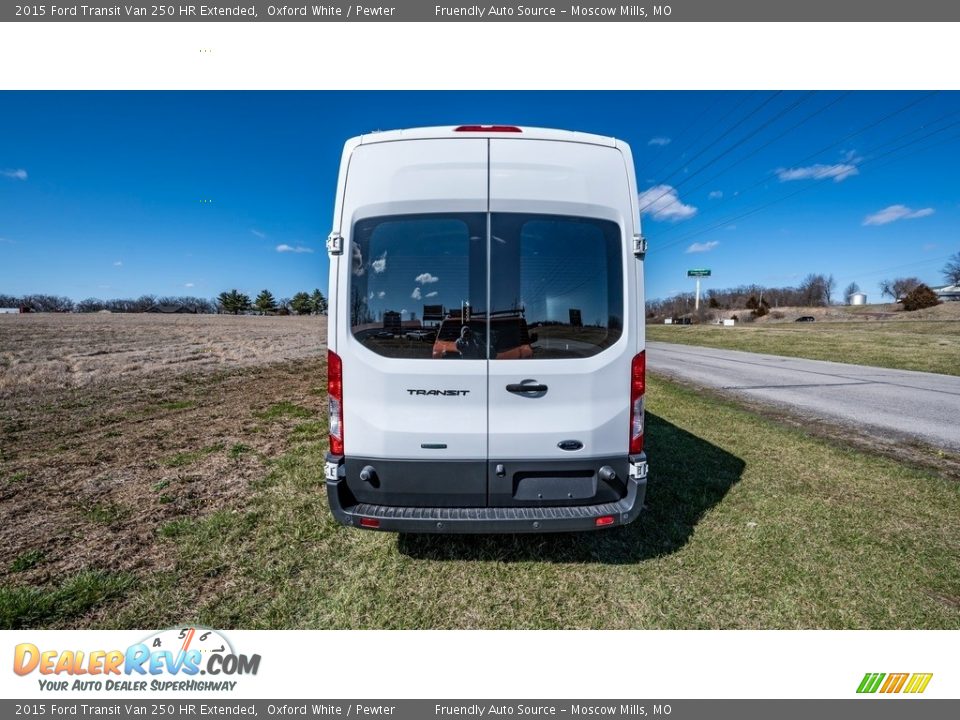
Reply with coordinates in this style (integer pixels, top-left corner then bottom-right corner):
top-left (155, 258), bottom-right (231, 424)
top-left (324, 125), bottom-right (648, 533)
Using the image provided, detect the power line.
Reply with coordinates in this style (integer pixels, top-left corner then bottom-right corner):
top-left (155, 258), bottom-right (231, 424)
top-left (638, 91), bottom-right (817, 215)
top-left (640, 92), bottom-right (757, 182)
top-left (649, 115), bottom-right (960, 254)
top-left (633, 94), bottom-right (727, 178)
top-left (639, 91), bottom-right (785, 212)
top-left (649, 91), bottom-right (941, 239)
top-left (647, 93), bottom-right (949, 245)
top-left (659, 91), bottom-right (852, 208)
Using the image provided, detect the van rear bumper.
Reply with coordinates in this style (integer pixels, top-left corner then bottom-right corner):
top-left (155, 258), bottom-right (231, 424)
top-left (324, 453), bottom-right (647, 534)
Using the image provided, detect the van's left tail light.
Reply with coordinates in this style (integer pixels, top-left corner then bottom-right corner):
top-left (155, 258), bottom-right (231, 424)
top-left (630, 351), bottom-right (645, 454)
top-left (328, 349), bottom-right (344, 456)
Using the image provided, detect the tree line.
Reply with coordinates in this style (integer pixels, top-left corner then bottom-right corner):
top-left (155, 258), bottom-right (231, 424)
top-left (649, 252), bottom-right (959, 321)
top-left (647, 273), bottom-right (838, 320)
top-left (0, 289), bottom-right (328, 315)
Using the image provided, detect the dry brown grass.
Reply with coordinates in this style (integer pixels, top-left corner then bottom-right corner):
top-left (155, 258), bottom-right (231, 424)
top-left (0, 313), bottom-right (326, 396)
top-left (0, 314), bottom-right (326, 610)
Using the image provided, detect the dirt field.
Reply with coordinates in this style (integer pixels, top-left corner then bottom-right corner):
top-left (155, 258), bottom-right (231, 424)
top-left (0, 313), bottom-right (325, 396)
top-left (0, 314), bottom-right (326, 617)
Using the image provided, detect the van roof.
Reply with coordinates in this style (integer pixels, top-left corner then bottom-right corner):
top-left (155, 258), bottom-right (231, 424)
top-left (353, 125), bottom-right (620, 148)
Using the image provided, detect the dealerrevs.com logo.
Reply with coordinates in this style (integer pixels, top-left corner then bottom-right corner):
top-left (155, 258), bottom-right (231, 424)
top-left (13, 627), bottom-right (261, 692)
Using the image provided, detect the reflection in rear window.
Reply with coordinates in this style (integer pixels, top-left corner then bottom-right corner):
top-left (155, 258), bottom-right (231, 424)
top-left (349, 213), bottom-right (623, 360)
top-left (349, 213), bottom-right (487, 360)
top-left (491, 214), bottom-right (623, 359)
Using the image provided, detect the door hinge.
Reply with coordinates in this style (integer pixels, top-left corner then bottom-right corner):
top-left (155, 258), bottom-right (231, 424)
top-left (632, 233), bottom-right (647, 258)
top-left (326, 231), bottom-right (344, 255)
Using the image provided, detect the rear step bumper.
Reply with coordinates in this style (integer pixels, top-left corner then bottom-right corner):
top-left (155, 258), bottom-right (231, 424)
top-left (324, 454), bottom-right (647, 534)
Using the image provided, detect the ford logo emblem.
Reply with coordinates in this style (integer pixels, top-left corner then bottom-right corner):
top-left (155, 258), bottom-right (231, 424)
top-left (557, 440), bottom-right (583, 451)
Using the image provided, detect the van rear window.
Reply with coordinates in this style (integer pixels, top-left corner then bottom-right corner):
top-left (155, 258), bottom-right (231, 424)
top-left (490, 214), bottom-right (623, 359)
top-left (349, 213), bottom-right (623, 360)
top-left (349, 213), bottom-right (487, 360)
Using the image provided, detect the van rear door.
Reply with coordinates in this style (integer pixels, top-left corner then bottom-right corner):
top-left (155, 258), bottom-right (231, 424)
top-left (486, 139), bottom-right (636, 506)
top-left (338, 138), bottom-right (490, 507)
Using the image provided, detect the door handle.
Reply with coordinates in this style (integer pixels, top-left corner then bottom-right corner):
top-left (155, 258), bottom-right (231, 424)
top-left (506, 382), bottom-right (548, 394)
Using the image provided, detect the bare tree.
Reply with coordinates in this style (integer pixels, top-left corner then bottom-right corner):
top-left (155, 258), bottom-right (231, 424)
top-left (879, 277), bottom-right (922, 301)
top-left (944, 251), bottom-right (960, 286)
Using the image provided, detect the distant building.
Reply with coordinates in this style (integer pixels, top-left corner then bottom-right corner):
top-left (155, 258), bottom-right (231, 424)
top-left (848, 291), bottom-right (868, 305)
top-left (0, 308), bottom-right (20, 314)
top-left (933, 284), bottom-right (960, 302)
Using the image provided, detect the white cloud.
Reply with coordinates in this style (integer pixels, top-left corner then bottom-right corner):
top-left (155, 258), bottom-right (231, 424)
top-left (371, 251), bottom-right (387, 273)
top-left (415, 272), bottom-right (439, 284)
top-left (276, 244), bottom-right (314, 253)
top-left (776, 161), bottom-right (859, 183)
top-left (686, 241), bottom-right (719, 254)
top-left (1, 168), bottom-right (27, 180)
top-left (425, 291), bottom-right (438, 298)
top-left (862, 204), bottom-right (935, 226)
top-left (184, 282), bottom-right (195, 288)
top-left (411, 287), bottom-right (422, 300)
top-left (648, 137), bottom-right (671, 147)
top-left (377, 291), bottom-right (386, 299)
top-left (638, 185), bottom-right (698, 222)
top-left (250, 228), bottom-right (267, 239)
top-left (708, 190), bottom-right (723, 199)
top-left (113, 261), bottom-right (123, 267)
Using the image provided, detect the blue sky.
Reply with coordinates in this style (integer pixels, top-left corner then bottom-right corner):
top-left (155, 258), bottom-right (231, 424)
top-left (1, 91), bottom-right (958, 303)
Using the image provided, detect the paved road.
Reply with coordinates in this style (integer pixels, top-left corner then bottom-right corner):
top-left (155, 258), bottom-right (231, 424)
top-left (646, 341), bottom-right (960, 451)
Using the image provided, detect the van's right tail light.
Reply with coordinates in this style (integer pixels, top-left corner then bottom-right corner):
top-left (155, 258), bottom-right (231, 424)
top-left (328, 349), bottom-right (344, 456)
top-left (630, 351), bottom-right (645, 454)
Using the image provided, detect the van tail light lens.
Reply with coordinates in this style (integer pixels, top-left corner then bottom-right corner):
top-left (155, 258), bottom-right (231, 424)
top-left (328, 349), bottom-right (344, 456)
top-left (454, 125), bottom-right (522, 133)
top-left (359, 517), bottom-right (380, 529)
top-left (596, 515), bottom-right (615, 527)
top-left (629, 351), bottom-right (645, 454)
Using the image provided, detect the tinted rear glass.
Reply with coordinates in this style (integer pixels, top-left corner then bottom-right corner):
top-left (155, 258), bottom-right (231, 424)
top-left (349, 213), bottom-right (487, 359)
top-left (490, 214), bottom-right (623, 359)
top-left (349, 213), bottom-right (623, 360)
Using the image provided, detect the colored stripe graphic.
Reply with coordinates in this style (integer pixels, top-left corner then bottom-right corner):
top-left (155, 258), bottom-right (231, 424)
top-left (880, 673), bottom-right (909, 693)
top-left (904, 673), bottom-right (934, 694)
top-left (857, 672), bottom-right (932, 694)
top-left (857, 673), bottom-right (885, 693)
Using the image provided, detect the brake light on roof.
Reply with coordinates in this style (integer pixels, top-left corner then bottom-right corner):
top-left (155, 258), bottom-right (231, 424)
top-left (629, 351), bottom-right (645, 454)
top-left (328, 349), bottom-right (344, 456)
top-left (454, 125), bottom-right (522, 133)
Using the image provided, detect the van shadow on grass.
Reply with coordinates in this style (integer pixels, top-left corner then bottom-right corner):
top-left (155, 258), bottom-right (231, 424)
top-left (397, 413), bottom-right (745, 564)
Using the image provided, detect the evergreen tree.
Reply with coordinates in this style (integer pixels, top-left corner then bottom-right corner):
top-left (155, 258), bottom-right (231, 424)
top-left (290, 291), bottom-right (312, 315)
top-left (310, 288), bottom-right (328, 315)
top-left (218, 289), bottom-right (251, 315)
top-left (254, 289), bottom-right (277, 315)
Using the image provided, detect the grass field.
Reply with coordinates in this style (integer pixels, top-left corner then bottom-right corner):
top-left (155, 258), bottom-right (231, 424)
top-left (2, 315), bottom-right (958, 629)
top-left (646, 316), bottom-right (960, 375)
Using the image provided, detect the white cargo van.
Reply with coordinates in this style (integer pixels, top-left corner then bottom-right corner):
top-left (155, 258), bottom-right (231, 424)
top-left (324, 125), bottom-right (648, 533)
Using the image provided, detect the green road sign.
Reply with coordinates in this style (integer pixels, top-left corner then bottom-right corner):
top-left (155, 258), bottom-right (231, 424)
top-left (687, 269), bottom-right (712, 277)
